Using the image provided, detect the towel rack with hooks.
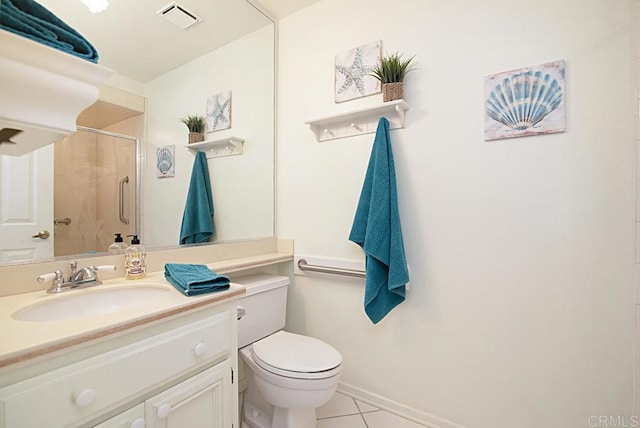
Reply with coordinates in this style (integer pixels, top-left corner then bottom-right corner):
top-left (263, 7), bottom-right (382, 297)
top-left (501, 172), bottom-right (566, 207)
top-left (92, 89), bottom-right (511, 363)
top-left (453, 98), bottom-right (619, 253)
top-left (186, 136), bottom-right (244, 159)
top-left (304, 99), bottom-right (409, 142)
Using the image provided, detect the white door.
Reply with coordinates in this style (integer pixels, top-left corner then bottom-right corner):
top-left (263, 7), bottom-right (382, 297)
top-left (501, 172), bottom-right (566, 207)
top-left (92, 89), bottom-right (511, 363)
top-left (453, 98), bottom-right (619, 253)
top-left (0, 145), bottom-right (54, 262)
top-left (145, 362), bottom-right (232, 428)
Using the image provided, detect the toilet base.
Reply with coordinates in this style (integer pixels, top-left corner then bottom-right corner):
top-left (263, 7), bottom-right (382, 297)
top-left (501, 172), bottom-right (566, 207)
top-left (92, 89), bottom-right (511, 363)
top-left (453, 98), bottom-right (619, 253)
top-left (243, 401), bottom-right (317, 428)
top-left (242, 402), bottom-right (271, 428)
top-left (273, 406), bottom-right (316, 428)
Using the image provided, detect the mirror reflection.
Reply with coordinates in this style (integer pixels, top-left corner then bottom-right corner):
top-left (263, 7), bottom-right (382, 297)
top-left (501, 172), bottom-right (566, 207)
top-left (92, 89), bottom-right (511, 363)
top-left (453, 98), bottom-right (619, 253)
top-left (54, 127), bottom-right (139, 257)
top-left (0, 0), bottom-right (275, 265)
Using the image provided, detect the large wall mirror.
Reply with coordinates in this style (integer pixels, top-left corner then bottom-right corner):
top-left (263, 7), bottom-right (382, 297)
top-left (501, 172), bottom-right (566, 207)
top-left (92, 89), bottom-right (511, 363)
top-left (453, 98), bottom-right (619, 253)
top-left (0, 0), bottom-right (275, 265)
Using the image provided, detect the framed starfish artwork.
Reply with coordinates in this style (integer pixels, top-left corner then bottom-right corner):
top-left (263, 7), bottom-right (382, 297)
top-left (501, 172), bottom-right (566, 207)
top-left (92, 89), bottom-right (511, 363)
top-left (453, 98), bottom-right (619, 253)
top-left (206, 91), bottom-right (232, 132)
top-left (334, 40), bottom-right (381, 103)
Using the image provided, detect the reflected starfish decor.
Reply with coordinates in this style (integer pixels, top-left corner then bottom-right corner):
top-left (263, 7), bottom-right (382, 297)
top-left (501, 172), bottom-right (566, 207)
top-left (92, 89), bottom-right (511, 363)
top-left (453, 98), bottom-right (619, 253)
top-left (207, 91), bottom-right (232, 132)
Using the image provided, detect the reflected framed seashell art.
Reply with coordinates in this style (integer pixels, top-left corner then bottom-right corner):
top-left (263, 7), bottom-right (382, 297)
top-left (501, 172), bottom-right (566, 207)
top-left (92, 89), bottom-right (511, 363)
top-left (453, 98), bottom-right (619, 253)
top-left (156, 145), bottom-right (175, 178)
top-left (484, 60), bottom-right (565, 141)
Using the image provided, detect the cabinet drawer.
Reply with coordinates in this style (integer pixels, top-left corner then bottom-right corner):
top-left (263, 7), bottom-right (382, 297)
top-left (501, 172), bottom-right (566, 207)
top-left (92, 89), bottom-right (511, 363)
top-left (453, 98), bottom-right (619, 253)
top-left (0, 311), bottom-right (231, 428)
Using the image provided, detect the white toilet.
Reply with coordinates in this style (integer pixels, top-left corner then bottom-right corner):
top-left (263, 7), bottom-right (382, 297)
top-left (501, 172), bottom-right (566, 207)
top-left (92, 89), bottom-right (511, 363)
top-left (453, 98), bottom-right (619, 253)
top-left (235, 273), bottom-right (343, 428)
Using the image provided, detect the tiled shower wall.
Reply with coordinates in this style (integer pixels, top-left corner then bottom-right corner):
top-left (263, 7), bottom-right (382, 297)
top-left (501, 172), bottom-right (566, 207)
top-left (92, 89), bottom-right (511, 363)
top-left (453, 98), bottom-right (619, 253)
top-left (53, 114), bottom-right (143, 256)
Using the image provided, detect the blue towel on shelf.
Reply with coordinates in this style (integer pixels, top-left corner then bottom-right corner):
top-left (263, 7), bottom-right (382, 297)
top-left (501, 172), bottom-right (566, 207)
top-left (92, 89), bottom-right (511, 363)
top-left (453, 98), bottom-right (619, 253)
top-left (349, 117), bottom-right (409, 324)
top-left (164, 263), bottom-right (230, 296)
top-left (0, 0), bottom-right (99, 63)
top-left (180, 151), bottom-right (215, 244)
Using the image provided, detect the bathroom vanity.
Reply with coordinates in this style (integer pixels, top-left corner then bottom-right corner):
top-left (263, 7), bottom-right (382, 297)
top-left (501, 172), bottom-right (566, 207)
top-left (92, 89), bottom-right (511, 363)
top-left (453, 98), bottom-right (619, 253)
top-left (0, 239), bottom-right (294, 428)
top-left (0, 282), bottom-right (241, 428)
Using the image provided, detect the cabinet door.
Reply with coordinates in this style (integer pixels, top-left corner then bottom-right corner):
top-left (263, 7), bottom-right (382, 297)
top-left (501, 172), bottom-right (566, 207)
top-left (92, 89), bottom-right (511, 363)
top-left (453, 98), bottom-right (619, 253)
top-left (145, 361), bottom-right (232, 428)
top-left (93, 404), bottom-right (145, 428)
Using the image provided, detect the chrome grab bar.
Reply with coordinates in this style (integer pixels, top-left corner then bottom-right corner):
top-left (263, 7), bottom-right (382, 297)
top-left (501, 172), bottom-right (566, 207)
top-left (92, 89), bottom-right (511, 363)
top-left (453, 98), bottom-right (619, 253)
top-left (297, 258), bottom-right (366, 279)
top-left (53, 217), bottom-right (71, 226)
top-left (119, 176), bottom-right (129, 225)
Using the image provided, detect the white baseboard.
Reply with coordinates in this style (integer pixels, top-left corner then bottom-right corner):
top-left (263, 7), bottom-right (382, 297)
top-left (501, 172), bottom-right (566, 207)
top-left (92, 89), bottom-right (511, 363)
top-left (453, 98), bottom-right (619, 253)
top-left (338, 382), bottom-right (468, 428)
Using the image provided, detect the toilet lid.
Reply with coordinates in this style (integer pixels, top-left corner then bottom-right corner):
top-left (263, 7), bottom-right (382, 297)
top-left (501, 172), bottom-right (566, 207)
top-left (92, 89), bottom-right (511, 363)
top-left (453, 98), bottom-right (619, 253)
top-left (251, 331), bottom-right (342, 378)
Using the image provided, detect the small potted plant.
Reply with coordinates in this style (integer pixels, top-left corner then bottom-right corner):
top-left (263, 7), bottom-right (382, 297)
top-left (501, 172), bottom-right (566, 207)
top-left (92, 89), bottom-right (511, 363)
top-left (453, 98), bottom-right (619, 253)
top-left (181, 114), bottom-right (206, 144)
top-left (371, 52), bottom-right (416, 102)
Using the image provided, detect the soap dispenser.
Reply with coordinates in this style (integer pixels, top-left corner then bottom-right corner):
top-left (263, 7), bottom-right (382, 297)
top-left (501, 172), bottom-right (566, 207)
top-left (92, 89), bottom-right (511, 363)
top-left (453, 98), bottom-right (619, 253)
top-left (125, 235), bottom-right (146, 280)
top-left (108, 233), bottom-right (126, 255)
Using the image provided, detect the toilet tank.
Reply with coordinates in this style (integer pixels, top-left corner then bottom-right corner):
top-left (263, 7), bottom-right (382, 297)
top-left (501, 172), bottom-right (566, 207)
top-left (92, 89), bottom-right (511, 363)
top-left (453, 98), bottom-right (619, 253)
top-left (233, 273), bottom-right (290, 348)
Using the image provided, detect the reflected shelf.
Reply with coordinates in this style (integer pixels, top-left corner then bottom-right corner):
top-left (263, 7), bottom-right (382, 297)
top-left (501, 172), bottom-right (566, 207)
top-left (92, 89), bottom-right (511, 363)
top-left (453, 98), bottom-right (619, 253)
top-left (186, 136), bottom-right (244, 159)
top-left (304, 99), bottom-right (409, 142)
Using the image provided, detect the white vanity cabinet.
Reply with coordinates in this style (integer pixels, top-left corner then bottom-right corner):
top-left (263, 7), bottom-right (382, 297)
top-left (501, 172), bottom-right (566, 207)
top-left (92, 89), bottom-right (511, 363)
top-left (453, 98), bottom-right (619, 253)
top-left (0, 302), bottom-right (238, 428)
top-left (94, 404), bottom-right (145, 428)
top-left (145, 361), bottom-right (232, 428)
top-left (95, 361), bottom-right (232, 428)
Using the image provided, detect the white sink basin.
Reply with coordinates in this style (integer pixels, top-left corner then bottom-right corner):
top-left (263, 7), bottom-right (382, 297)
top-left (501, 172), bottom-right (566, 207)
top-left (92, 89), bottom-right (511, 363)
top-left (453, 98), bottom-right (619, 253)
top-left (12, 284), bottom-right (173, 322)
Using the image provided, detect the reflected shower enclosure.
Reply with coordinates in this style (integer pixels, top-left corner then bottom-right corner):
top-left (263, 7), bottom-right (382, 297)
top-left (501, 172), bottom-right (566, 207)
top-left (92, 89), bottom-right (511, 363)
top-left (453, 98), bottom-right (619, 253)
top-left (54, 128), bottom-right (137, 257)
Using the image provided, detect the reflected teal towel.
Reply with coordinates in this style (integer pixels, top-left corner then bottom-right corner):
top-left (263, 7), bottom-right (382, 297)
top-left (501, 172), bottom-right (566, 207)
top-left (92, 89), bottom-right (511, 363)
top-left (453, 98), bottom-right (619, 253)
top-left (0, 0), bottom-right (99, 63)
top-left (164, 263), bottom-right (230, 296)
top-left (180, 152), bottom-right (215, 244)
top-left (349, 118), bottom-right (409, 324)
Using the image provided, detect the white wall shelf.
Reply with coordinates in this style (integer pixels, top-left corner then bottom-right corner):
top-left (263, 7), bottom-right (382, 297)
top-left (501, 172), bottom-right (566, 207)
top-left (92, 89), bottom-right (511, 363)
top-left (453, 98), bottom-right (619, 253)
top-left (186, 137), bottom-right (244, 158)
top-left (304, 99), bottom-right (409, 142)
top-left (0, 30), bottom-right (112, 156)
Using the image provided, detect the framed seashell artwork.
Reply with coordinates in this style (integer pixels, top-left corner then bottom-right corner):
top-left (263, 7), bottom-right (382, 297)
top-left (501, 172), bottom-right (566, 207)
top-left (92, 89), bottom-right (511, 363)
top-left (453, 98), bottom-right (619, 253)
top-left (156, 145), bottom-right (175, 178)
top-left (484, 60), bottom-right (565, 141)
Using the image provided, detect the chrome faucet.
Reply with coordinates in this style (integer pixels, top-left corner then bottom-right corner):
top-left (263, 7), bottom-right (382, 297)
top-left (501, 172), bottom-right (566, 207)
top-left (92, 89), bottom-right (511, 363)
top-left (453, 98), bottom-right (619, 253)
top-left (38, 261), bottom-right (117, 293)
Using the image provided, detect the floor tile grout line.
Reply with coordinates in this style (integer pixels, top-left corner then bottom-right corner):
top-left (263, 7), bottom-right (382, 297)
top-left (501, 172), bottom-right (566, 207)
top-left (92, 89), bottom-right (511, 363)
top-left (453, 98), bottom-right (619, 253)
top-left (361, 411), bottom-right (370, 428)
top-left (317, 412), bottom-right (361, 420)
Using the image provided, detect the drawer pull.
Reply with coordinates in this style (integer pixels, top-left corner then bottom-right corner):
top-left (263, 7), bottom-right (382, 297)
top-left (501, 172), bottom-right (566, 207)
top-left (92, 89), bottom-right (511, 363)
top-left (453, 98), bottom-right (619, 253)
top-left (129, 418), bottom-right (145, 428)
top-left (193, 342), bottom-right (207, 357)
top-left (73, 389), bottom-right (96, 408)
top-left (157, 403), bottom-right (172, 419)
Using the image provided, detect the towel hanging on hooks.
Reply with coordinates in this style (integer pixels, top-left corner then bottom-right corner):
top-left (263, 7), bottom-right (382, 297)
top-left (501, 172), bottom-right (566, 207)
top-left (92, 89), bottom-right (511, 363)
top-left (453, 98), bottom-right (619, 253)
top-left (349, 117), bottom-right (409, 324)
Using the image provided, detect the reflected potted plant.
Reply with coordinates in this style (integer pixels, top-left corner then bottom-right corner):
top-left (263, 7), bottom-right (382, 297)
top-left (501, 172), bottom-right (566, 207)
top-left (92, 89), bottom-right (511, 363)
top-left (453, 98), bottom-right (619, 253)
top-left (181, 114), bottom-right (205, 144)
top-left (371, 52), bottom-right (416, 102)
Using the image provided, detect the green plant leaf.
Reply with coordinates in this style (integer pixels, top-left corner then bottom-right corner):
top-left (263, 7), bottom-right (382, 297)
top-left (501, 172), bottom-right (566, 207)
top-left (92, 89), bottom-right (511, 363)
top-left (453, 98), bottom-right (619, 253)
top-left (180, 114), bottom-right (205, 132)
top-left (370, 51), bottom-right (416, 83)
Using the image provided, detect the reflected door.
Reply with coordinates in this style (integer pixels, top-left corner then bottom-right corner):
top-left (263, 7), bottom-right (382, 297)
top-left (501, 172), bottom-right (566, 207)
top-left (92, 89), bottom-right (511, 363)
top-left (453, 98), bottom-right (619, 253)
top-left (0, 146), bottom-right (54, 262)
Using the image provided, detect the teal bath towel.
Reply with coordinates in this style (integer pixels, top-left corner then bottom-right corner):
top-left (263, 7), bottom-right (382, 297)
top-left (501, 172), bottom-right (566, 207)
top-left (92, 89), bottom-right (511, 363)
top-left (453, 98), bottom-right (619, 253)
top-left (180, 152), bottom-right (215, 244)
top-left (0, 0), bottom-right (99, 63)
top-left (164, 263), bottom-right (230, 296)
top-left (349, 117), bottom-right (409, 324)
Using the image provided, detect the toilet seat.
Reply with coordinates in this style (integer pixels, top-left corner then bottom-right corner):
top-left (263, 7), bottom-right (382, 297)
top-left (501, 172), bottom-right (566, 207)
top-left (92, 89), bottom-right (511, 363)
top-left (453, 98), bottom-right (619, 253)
top-left (251, 331), bottom-right (342, 380)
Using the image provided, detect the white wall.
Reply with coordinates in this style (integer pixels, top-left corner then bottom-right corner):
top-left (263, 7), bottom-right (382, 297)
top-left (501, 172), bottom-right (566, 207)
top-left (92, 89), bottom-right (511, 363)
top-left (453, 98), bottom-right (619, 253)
top-left (277, 1), bottom-right (637, 427)
top-left (145, 25), bottom-right (275, 247)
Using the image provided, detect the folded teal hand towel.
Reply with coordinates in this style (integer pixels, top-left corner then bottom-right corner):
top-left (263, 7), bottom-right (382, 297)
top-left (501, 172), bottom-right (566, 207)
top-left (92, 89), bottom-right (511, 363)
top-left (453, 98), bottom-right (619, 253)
top-left (0, 0), bottom-right (99, 63)
top-left (349, 117), bottom-right (409, 324)
top-left (164, 263), bottom-right (230, 296)
top-left (180, 152), bottom-right (215, 244)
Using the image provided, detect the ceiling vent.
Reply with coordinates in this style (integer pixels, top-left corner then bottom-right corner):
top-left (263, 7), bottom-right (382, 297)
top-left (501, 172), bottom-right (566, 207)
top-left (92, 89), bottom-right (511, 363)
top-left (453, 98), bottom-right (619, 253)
top-left (157, 2), bottom-right (202, 30)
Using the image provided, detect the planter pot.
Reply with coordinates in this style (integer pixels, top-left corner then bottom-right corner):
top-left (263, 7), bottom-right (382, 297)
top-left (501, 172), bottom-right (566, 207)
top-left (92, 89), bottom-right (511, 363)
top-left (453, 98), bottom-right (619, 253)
top-left (188, 132), bottom-right (204, 144)
top-left (382, 82), bottom-right (404, 102)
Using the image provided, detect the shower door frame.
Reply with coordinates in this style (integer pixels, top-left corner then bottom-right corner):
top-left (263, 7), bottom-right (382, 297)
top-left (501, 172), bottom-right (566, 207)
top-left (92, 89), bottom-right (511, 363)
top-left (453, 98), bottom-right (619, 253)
top-left (75, 126), bottom-right (141, 242)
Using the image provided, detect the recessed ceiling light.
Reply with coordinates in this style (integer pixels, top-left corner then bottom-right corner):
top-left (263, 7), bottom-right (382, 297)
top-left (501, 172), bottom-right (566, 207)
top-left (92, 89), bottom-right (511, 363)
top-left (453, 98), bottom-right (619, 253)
top-left (81, 0), bottom-right (108, 14)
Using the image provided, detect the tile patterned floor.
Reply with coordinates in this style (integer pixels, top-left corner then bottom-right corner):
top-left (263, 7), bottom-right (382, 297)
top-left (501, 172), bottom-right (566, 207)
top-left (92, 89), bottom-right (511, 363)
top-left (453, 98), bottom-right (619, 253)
top-left (316, 392), bottom-right (427, 428)
top-left (241, 391), bottom-right (427, 428)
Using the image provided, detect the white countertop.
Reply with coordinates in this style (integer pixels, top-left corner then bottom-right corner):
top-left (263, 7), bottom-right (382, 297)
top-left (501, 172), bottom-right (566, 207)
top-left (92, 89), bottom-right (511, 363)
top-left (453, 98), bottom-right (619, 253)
top-left (0, 270), bottom-right (245, 368)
